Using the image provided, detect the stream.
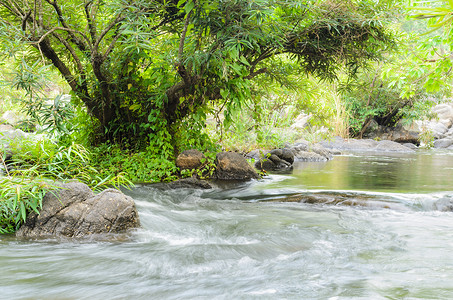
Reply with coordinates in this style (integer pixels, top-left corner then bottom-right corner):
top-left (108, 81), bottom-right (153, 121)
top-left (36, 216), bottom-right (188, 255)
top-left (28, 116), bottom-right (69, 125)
top-left (2, 150), bottom-right (453, 299)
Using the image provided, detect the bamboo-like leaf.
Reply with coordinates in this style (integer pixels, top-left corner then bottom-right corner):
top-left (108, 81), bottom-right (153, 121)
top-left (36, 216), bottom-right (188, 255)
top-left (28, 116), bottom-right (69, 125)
top-left (19, 202), bottom-right (26, 222)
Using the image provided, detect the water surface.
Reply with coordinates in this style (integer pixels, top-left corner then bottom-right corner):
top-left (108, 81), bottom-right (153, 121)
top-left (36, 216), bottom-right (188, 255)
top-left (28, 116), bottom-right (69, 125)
top-left (2, 150), bottom-right (453, 299)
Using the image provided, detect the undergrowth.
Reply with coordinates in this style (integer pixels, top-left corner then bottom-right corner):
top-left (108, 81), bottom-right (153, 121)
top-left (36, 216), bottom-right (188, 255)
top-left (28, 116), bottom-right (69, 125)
top-left (0, 138), bottom-right (131, 234)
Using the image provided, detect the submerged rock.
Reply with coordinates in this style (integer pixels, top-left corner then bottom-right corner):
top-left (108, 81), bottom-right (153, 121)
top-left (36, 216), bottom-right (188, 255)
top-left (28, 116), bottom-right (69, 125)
top-left (434, 196), bottom-right (453, 212)
top-left (262, 192), bottom-right (408, 210)
top-left (16, 182), bottom-right (140, 238)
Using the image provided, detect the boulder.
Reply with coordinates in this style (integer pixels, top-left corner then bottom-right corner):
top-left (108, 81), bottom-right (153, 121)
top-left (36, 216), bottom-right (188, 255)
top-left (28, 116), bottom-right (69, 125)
top-left (280, 148), bottom-right (295, 164)
top-left (427, 122), bottom-right (449, 139)
top-left (215, 151), bottom-right (259, 180)
top-left (319, 137), bottom-right (377, 152)
top-left (433, 138), bottom-right (453, 149)
top-left (253, 142), bottom-right (333, 171)
top-left (374, 140), bottom-right (415, 152)
top-left (166, 177), bottom-right (212, 189)
top-left (403, 143), bottom-right (418, 149)
top-left (319, 137), bottom-right (414, 153)
top-left (365, 123), bottom-right (420, 145)
top-left (269, 148), bottom-right (295, 165)
top-left (245, 149), bottom-right (265, 160)
top-left (176, 149), bottom-right (206, 170)
top-left (434, 196), bottom-right (453, 212)
top-left (293, 150), bottom-right (328, 162)
top-left (432, 103), bottom-right (453, 128)
top-left (311, 144), bottom-right (334, 160)
top-left (16, 182), bottom-right (140, 238)
top-left (255, 153), bottom-right (292, 172)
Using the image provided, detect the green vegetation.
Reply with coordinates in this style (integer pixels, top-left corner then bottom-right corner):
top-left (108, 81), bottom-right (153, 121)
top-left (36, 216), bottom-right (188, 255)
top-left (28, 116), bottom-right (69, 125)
top-left (1, 0), bottom-right (453, 233)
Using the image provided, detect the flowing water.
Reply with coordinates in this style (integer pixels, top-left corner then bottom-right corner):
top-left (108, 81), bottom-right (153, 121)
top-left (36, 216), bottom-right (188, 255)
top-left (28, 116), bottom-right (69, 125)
top-left (2, 151), bottom-right (453, 299)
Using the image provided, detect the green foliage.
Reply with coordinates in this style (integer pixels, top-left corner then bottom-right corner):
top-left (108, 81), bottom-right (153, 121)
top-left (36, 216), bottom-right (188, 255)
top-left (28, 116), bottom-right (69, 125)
top-left (384, 1), bottom-right (453, 98)
top-left (0, 175), bottom-right (54, 234)
top-left (90, 144), bottom-right (178, 183)
top-left (0, 0), bottom-right (396, 153)
top-left (0, 137), bottom-right (132, 234)
top-left (7, 138), bottom-right (131, 191)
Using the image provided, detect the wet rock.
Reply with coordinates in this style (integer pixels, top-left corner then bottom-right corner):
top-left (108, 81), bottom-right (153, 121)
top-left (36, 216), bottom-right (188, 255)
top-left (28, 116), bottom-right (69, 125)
top-left (262, 192), bottom-right (408, 210)
top-left (167, 177), bottom-right (212, 189)
top-left (16, 182), bottom-right (140, 238)
top-left (215, 151), bottom-right (259, 180)
top-left (269, 148), bottom-right (294, 165)
top-left (434, 196), bottom-right (453, 212)
top-left (254, 142), bottom-right (333, 171)
top-left (280, 148), bottom-right (295, 164)
top-left (176, 149), bottom-right (205, 170)
top-left (269, 148), bottom-right (283, 157)
top-left (255, 153), bottom-right (293, 172)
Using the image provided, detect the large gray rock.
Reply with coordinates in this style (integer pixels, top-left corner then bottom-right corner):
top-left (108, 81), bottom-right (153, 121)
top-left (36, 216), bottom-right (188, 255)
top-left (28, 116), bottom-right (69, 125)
top-left (433, 138), bottom-right (453, 149)
top-left (319, 137), bottom-right (415, 153)
top-left (432, 103), bottom-right (453, 128)
top-left (16, 182), bottom-right (140, 238)
top-left (215, 151), bottom-right (259, 180)
top-left (293, 151), bottom-right (327, 162)
top-left (374, 140), bottom-right (417, 152)
top-left (365, 123), bottom-right (420, 145)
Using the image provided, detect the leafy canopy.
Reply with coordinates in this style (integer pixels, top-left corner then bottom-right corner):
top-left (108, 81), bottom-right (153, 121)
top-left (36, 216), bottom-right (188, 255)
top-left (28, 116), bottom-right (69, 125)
top-left (0, 0), bottom-right (396, 152)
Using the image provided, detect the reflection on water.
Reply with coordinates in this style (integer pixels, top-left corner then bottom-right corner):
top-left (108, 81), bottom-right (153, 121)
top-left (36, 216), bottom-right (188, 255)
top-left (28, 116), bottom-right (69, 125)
top-left (283, 151), bottom-right (453, 193)
top-left (1, 150), bottom-right (453, 299)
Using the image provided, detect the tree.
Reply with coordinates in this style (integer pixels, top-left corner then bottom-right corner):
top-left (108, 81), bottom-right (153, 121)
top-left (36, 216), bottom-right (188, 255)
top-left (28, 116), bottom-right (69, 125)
top-left (0, 0), bottom-right (395, 153)
top-left (388, 0), bottom-right (453, 98)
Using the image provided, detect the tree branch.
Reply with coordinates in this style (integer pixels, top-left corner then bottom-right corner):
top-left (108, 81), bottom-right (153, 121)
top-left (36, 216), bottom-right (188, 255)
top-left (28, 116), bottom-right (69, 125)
top-left (102, 31), bottom-right (122, 61)
top-left (94, 13), bottom-right (125, 51)
top-left (85, 1), bottom-right (97, 44)
top-left (52, 31), bottom-right (84, 74)
top-left (245, 67), bottom-right (268, 80)
top-left (44, 0), bottom-right (90, 53)
top-left (29, 26), bottom-right (91, 47)
top-left (178, 10), bottom-right (192, 62)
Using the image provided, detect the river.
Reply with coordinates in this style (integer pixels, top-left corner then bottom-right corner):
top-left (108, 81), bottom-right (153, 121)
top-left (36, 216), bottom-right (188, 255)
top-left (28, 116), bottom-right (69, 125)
top-left (2, 150), bottom-right (453, 299)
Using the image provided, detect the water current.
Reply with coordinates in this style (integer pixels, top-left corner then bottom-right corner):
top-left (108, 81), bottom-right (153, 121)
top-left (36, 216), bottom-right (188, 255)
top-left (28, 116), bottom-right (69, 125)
top-left (2, 151), bottom-right (453, 299)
